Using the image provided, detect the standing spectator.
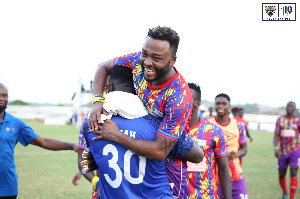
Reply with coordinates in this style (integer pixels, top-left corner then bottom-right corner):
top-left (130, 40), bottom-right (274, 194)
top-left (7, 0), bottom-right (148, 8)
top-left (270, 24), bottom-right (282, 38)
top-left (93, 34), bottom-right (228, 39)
top-left (0, 83), bottom-right (78, 198)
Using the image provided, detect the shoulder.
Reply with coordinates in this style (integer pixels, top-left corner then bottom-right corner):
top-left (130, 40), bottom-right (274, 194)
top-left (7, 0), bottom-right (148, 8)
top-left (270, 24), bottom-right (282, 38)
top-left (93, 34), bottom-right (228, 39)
top-left (4, 112), bottom-right (26, 126)
top-left (277, 115), bottom-right (285, 120)
top-left (168, 74), bottom-right (192, 104)
top-left (208, 116), bottom-right (216, 122)
top-left (116, 51), bottom-right (141, 61)
top-left (203, 120), bottom-right (224, 134)
top-left (236, 120), bottom-right (245, 130)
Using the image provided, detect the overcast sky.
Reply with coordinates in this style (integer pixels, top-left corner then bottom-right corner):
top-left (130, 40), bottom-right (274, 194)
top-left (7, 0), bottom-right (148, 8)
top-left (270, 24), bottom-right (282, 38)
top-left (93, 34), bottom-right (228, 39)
top-left (1, 0), bottom-right (299, 108)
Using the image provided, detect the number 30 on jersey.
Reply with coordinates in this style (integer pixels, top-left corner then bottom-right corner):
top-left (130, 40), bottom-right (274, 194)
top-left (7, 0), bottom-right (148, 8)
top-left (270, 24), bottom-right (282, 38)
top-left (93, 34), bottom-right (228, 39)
top-left (103, 144), bottom-right (146, 188)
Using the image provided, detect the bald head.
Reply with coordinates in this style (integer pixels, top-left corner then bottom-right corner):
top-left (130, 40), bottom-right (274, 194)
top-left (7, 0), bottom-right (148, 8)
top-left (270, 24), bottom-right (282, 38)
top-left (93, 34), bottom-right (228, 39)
top-left (0, 83), bottom-right (9, 113)
top-left (0, 83), bottom-right (8, 91)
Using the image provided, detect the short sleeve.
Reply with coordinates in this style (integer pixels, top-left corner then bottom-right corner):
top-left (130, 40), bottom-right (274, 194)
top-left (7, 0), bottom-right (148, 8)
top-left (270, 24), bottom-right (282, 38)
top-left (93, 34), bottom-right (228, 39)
top-left (171, 130), bottom-right (194, 157)
top-left (213, 126), bottom-right (228, 157)
top-left (17, 120), bottom-right (38, 146)
top-left (237, 121), bottom-right (247, 144)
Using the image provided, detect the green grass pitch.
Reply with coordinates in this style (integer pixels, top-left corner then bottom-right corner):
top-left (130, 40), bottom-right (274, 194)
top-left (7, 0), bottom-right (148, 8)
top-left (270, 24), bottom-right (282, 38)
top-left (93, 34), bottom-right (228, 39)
top-left (14, 123), bottom-right (298, 198)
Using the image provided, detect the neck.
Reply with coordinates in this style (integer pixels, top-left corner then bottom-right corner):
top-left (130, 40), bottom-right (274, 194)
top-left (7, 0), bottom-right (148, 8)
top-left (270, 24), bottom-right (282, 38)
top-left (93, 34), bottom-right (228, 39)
top-left (151, 67), bottom-right (176, 87)
top-left (189, 110), bottom-right (200, 128)
top-left (286, 113), bottom-right (294, 119)
top-left (0, 111), bottom-right (5, 122)
top-left (216, 114), bottom-right (229, 125)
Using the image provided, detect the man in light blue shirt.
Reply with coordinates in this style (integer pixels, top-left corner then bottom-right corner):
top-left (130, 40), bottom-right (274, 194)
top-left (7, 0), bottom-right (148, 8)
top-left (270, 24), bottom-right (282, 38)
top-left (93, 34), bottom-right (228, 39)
top-left (0, 83), bottom-right (78, 198)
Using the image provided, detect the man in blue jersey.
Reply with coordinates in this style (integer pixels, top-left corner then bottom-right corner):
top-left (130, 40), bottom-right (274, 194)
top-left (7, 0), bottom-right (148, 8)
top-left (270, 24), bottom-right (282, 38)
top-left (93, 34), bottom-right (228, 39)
top-left (0, 83), bottom-right (78, 198)
top-left (84, 66), bottom-right (173, 198)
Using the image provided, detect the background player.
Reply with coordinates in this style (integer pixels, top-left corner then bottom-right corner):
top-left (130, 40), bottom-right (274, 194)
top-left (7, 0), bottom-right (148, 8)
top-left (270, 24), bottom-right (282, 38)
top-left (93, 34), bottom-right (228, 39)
top-left (274, 101), bottom-right (299, 199)
top-left (204, 106), bottom-right (214, 121)
top-left (0, 83), bottom-right (78, 198)
top-left (235, 107), bottom-right (253, 142)
top-left (209, 93), bottom-right (248, 199)
top-left (185, 83), bottom-right (232, 199)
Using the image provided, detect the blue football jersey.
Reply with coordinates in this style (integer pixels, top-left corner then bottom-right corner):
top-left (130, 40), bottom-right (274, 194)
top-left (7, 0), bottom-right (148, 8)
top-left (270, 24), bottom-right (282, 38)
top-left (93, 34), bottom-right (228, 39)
top-left (85, 115), bottom-right (173, 199)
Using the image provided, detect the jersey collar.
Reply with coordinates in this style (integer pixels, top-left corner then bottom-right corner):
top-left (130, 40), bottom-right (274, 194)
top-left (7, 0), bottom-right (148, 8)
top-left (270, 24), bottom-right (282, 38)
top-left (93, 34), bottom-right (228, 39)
top-left (215, 116), bottom-right (231, 126)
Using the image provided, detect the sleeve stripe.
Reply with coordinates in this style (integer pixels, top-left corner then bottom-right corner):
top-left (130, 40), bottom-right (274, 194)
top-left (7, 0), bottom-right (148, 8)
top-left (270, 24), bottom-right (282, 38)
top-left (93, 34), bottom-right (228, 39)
top-left (239, 140), bottom-right (247, 144)
top-left (77, 145), bottom-right (87, 149)
top-left (216, 151), bottom-right (228, 157)
top-left (157, 129), bottom-right (179, 141)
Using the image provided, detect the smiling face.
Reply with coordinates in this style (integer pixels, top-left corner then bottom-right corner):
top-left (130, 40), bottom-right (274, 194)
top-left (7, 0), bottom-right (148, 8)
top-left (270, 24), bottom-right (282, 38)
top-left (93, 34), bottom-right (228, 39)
top-left (0, 84), bottom-right (8, 113)
top-left (140, 37), bottom-right (176, 85)
top-left (215, 96), bottom-right (230, 117)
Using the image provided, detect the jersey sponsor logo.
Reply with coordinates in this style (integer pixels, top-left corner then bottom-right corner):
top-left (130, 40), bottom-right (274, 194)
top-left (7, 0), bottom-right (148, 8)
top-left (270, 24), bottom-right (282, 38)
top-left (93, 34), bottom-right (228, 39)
top-left (149, 104), bottom-right (163, 118)
top-left (292, 124), bottom-right (297, 129)
top-left (281, 130), bottom-right (296, 137)
top-left (187, 157), bottom-right (207, 172)
top-left (194, 139), bottom-right (206, 147)
top-left (223, 130), bottom-right (237, 141)
top-left (5, 127), bottom-right (14, 133)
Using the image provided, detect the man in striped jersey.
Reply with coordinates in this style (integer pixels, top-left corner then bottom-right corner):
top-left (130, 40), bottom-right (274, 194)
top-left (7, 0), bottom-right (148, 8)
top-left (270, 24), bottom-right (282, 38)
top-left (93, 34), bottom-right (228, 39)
top-left (274, 101), bottom-right (300, 199)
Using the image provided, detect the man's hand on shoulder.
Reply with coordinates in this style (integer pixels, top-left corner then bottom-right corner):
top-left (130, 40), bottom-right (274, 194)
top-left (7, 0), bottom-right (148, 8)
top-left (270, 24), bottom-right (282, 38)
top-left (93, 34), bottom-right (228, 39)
top-left (92, 119), bottom-right (121, 142)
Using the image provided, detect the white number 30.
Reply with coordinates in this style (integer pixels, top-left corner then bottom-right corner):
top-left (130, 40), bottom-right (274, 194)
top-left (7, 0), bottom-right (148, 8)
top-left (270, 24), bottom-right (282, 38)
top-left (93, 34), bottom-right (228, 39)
top-left (103, 144), bottom-right (146, 188)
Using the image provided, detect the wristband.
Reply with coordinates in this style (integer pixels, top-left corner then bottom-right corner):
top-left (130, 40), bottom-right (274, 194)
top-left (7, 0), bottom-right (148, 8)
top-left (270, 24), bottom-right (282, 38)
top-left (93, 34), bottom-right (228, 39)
top-left (91, 176), bottom-right (99, 187)
top-left (92, 94), bottom-right (105, 104)
top-left (274, 146), bottom-right (279, 151)
top-left (69, 142), bottom-right (73, 150)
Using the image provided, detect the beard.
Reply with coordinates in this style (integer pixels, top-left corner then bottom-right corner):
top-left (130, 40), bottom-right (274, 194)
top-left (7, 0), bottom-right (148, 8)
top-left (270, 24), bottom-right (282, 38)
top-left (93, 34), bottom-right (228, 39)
top-left (142, 59), bottom-right (171, 83)
top-left (0, 105), bottom-right (7, 113)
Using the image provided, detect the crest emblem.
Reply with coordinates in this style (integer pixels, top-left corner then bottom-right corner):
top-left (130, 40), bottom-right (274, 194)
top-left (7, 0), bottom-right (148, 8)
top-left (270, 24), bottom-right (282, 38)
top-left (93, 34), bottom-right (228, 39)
top-left (265, 6), bottom-right (276, 17)
top-left (6, 128), bottom-right (10, 132)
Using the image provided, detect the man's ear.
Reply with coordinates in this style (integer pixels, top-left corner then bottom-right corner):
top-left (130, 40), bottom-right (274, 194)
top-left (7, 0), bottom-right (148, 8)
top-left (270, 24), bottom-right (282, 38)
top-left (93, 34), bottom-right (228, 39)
top-left (196, 101), bottom-right (201, 109)
top-left (108, 83), bottom-right (114, 93)
top-left (170, 56), bottom-right (177, 66)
